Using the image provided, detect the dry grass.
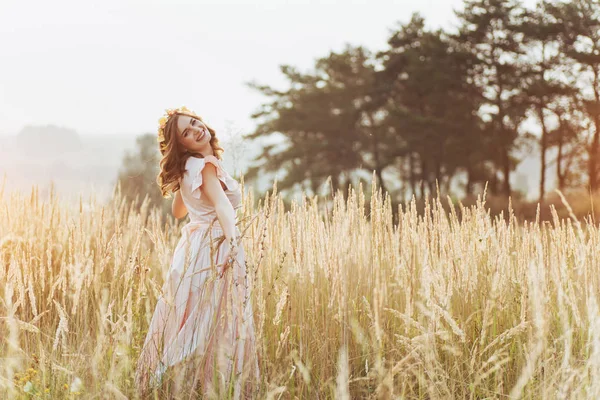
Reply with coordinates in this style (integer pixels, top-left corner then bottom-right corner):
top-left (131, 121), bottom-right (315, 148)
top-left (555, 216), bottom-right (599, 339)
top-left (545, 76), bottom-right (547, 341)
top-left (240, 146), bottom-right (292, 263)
top-left (1, 175), bottom-right (600, 399)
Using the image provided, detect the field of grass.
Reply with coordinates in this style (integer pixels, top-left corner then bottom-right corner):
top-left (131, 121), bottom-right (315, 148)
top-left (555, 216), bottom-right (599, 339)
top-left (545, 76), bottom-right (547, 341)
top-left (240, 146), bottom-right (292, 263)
top-left (1, 176), bottom-right (600, 399)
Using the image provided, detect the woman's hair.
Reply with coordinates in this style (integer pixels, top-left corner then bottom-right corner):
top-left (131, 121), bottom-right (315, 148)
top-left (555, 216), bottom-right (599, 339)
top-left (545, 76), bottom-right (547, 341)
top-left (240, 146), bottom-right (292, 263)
top-left (157, 111), bottom-right (224, 197)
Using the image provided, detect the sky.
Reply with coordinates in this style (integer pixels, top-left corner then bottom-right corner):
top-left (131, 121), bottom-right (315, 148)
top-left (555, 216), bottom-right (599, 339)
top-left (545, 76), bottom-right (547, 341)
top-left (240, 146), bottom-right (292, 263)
top-left (0, 0), bottom-right (537, 140)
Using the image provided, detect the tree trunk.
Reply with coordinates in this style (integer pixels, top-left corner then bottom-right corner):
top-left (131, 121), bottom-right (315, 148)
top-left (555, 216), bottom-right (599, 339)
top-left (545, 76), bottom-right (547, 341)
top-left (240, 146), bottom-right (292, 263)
top-left (590, 121), bottom-right (600, 192)
top-left (427, 179), bottom-right (435, 198)
top-left (490, 171), bottom-right (499, 197)
top-left (331, 173), bottom-right (340, 196)
top-left (557, 121), bottom-right (565, 191)
top-left (409, 153), bottom-right (417, 198)
top-left (589, 69), bottom-right (600, 192)
top-left (419, 156), bottom-right (427, 201)
top-left (538, 106), bottom-right (548, 203)
top-left (466, 164), bottom-right (474, 196)
top-left (495, 71), bottom-right (511, 198)
top-left (444, 173), bottom-right (452, 195)
top-left (502, 147), bottom-right (511, 198)
top-left (366, 114), bottom-right (388, 195)
top-left (434, 156), bottom-right (442, 197)
top-left (375, 168), bottom-right (387, 195)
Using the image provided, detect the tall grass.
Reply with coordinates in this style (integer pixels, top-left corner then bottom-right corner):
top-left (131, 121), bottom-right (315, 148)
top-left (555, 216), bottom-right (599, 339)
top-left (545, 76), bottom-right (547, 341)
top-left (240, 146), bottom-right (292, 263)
top-left (1, 175), bottom-right (600, 399)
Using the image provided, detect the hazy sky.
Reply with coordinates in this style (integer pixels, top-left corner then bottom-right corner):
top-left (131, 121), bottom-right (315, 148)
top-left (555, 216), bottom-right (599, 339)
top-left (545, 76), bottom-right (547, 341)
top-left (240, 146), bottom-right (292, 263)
top-left (0, 0), bottom-right (537, 139)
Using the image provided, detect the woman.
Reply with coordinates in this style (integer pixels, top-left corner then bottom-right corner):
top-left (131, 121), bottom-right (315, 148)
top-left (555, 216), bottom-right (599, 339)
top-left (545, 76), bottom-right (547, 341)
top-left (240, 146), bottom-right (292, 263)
top-left (135, 106), bottom-right (260, 398)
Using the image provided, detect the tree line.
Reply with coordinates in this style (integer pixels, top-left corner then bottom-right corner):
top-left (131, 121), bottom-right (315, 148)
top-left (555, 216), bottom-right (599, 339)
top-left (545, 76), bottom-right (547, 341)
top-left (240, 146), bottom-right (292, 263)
top-left (244, 0), bottom-right (600, 203)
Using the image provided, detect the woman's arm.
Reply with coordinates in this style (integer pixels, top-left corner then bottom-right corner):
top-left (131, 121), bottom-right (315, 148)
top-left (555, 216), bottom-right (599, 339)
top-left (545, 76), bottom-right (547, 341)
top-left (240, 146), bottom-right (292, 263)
top-left (172, 189), bottom-right (188, 219)
top-left (199, 162), bottom-right (239, 247)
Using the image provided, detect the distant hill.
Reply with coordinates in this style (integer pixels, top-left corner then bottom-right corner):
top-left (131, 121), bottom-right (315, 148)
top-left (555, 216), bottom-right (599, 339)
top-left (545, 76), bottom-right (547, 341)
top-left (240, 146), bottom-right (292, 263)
top-left (0, 127), bottom-right (139, 201)
top-left (16, 125), bottom-right (83, 158)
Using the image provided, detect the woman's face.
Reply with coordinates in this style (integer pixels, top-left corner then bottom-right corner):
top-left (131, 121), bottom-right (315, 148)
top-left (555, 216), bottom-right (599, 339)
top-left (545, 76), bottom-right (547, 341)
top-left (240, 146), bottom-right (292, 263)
top-left (176, 115), bottom-right (211, 152)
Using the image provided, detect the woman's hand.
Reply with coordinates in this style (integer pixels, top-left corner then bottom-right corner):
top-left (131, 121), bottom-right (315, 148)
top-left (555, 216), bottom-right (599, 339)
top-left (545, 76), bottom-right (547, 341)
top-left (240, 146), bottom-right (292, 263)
top-left (218, 237), bottom-right (240, 278)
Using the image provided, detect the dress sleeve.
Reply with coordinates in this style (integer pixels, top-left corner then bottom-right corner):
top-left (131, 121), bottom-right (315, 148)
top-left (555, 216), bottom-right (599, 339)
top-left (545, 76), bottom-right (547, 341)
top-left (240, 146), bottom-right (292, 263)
top-left (188, 155), bottom-right (240, 200)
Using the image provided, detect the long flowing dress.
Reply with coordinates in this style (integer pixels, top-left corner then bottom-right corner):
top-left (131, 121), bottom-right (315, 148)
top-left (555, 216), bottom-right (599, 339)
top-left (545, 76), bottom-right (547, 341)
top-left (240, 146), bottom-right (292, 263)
top-left (135, 155), bottom-right (260, 398)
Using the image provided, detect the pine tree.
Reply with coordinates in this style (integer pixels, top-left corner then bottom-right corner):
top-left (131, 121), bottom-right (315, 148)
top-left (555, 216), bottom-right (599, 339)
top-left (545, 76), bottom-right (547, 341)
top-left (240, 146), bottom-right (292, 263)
top-left (547, 0), bottom-right (600, 191)
top-left (520, 1), bottom-right (578, 201)
top-left (375, 14), bottom-right (485, 198)
top-left (245, 46), bottom-right (376, 197)
top-left (454, 0), bottom-right (529, 197)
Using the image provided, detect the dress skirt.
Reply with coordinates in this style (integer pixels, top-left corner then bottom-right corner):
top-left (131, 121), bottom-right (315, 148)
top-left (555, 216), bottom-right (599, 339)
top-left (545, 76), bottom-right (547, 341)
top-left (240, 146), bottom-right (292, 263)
top-left (135, 221), bottom-right (260, 398)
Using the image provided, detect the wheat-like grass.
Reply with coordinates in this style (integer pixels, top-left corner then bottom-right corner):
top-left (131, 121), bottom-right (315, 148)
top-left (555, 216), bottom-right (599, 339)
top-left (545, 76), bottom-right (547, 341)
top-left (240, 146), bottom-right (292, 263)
top-left (2, 177), bottom-right (600, 398)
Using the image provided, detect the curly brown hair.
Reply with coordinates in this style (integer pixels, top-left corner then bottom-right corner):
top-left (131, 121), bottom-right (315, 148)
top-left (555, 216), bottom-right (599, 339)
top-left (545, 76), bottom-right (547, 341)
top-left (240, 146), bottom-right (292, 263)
top-left (157, 111), bottom-right (224, 197)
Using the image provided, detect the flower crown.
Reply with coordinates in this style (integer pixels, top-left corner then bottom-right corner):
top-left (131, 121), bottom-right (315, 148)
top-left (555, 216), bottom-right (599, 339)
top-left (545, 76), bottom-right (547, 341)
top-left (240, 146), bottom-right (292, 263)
top-left (157, 105), bottom-right (200, 143)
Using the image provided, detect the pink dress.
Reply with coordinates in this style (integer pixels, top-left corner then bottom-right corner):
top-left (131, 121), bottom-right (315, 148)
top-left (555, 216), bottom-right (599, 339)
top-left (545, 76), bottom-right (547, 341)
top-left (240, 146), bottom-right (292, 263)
top-left (135, 155), bottom-right (260, 398)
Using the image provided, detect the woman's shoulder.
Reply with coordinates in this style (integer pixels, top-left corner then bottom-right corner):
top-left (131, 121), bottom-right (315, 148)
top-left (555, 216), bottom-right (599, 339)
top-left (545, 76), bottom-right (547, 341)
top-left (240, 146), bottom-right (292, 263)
top-left (182, 154), bottom-right (239, 200)
top-left (183, 155), bottom-right (233, 184)
top-left (185, 154), bottom-right (221, 171)
top-left (185, 155), bottom-right (205, 169)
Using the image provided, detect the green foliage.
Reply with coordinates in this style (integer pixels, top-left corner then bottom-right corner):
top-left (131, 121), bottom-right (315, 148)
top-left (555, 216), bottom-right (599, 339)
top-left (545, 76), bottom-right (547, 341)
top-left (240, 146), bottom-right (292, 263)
top-left (116, 133), bottom-right (168, 213)
top-left (245, 45), bottom-right (374, 196)
top-left (454, 0), bottom-right (531, 197)
top-left (546, 0), bottom-right (600, 190)
top-left (246, 0), bottom-right (599, 202)
top-left (376, 13), bottom-right (486, 197)
top-left (519, 1), bottom-right (582, 201)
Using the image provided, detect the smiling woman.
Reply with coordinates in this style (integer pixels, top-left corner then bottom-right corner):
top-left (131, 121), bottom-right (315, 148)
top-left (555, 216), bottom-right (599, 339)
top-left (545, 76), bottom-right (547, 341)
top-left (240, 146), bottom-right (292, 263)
top-left (135, 106), bottom-right (259, 398)
top-left (155, 108), bottom-right (224, 197)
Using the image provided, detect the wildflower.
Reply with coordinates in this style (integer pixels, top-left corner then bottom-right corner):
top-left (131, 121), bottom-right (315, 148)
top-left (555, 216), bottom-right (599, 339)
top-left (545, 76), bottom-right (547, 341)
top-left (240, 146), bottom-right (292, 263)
top-left (23, 381), bottom-right (34, 394)
top-left (70, 377), bottom-right (83, 393)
